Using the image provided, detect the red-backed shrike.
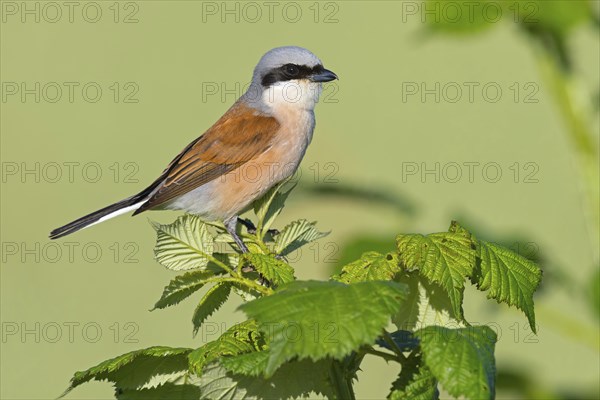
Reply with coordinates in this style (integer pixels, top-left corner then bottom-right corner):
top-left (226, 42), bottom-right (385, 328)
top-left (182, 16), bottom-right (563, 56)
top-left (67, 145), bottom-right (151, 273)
top-left (50, 46), bottom-right (338, 252)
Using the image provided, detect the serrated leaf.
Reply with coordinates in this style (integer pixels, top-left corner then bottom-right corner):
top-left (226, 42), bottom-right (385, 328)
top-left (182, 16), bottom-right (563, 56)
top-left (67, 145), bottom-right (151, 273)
top-left (63, 346), bottom-right (192, 397)
top-left (332, 234), bottom-right (396, 271)
top-left (334, 251), bottom-right (400, 283)
top-left (220, 350), bottom-right (270, 377)
top-left (189, 320), bottom-right (264, 376)
top-left (474, 240), bottom-right (542, 332)
top-left (392, 276), bottom-right (460, 331)
top-left (388, 353), bottom-right (439, 400)
top-left (416, 326), bottom-right (497, 400)
top-left (274, 219), bottom-right (330, 256)
top-left (152, 215), bottom-right (215, 271)
top-left (192, 283), bottom-right (232, 335)
top-left (213, 252), bottom-right (239, 269)
top-left (116, 382), bottom-right (202, 400)
top-left (153, 270), bottom-right (215, 310)
top-left (243, 253), bottom-right (295, 286)
top-left (195, 359), bottom-right (334, 399)
top-left (253, 181), bottom-right (296, 235)
top-left (396, 232), bottom-right (475, 320)
top-left (239, 280), bottom-right (407, 375)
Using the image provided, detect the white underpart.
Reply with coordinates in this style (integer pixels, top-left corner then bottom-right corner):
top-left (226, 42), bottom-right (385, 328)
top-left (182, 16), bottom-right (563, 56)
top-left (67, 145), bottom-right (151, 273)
top-left (81, 202), bottom-right (144, 231)
top-left (262, 79), bottom-right (323, 111)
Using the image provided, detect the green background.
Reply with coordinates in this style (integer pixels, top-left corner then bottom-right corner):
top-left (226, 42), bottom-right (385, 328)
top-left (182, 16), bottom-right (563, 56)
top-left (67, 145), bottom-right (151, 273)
top-left (1, 1), bottom-right (598, 399)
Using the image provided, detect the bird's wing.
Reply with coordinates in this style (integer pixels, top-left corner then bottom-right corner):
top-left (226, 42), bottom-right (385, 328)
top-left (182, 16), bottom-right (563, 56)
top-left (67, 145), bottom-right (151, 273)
top-left (135, 103), bottom-right (281, 214)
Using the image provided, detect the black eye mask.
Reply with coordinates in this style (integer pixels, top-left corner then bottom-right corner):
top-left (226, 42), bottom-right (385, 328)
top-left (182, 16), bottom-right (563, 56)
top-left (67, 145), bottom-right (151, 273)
top-left (261, 64), bottom-right (326, 87)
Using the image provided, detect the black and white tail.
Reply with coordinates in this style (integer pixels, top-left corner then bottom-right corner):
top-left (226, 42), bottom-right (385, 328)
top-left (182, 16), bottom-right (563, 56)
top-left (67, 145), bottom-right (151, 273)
top-left (50, 131), bottom-right (195, 239)
top-left (49, 191), bottom-right (152, 239)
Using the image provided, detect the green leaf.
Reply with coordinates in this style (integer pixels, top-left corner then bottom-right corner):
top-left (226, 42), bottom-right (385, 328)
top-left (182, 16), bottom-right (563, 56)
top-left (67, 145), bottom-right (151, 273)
top-left (253, 181), bottom-right (295, 235)
top-left (116, 382), bottom-right (202, 400)
top-left (389, 353), bottom-right (439, 400)
top-left (240, 280), bottom-right (407, 375)
top-left (396, 232), bottom-right (475, 321)
top-left (153, 270), bottom-right (215, 310)
top-left (213, 252), bottom-right (239, 269)
top-left (152, 215), bottom-right (215, 271)
top-left (333, 251), bottom-right (400, 283)
top-left (188, 320), bottom-right (264, 376)
top-left (332, 234), bottom-right (396, 275)
top-left (392, 275), bottom-right (459, 331)
top-left (192, 283), bottom-right (233, 336)
top-left (220, 350), bottom-right (270, 377)
top-left (243, 253), bottom-right (295, 286)
top-left (416, 326), bottom-right (497, 400)
top-left (64, 346), bottom-right (192, 396)
top-left (474, 240), bottom-right (542, 332)
top-left (274, 219), bottom-right (330, 256)
top-left (195, 359), bottom-right (334, 399)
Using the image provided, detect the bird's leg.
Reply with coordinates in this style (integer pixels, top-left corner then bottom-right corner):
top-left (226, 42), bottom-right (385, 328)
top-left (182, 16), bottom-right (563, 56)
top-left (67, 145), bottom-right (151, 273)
top-left (226, 217), bottom-right (271, 287)
top-left (224, 216), bottom-right (249, 254)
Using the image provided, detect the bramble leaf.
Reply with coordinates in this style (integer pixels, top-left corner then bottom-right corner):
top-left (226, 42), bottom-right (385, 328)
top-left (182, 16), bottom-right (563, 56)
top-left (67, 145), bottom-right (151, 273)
top-left (396, 232), bottom-right (476, 321)
top-left (220, 350), bottom-right (270, 377)
top-left (416, 326), bottom-right (497, 400)
top-left (333, 251), bottom-right (400, 283)
top-left (242, 253), bottom-right (295, 286)
top-left (196, 360), bottom-right (335, 400)
top-left (188, 320), bottom-right (264, 376)
top-left (192, 283), bottom-right (233, 336)
top-left (63, 346), bottom-right (192, 396)
top-left (116, 382), bottom-right (201, 399)
top-left (274, 219), bottom-right (330, 256)
top-left (152, 215), bottom-right (215, 271)
top-left (474, 240), bottom-right (542, 332)
top-left (388, 352), bottom-right (439, 400)
top-left (449, 221), bottom-right (542, 332)
top-left (240, 280), bottom-right (407, 375)
top-left (253, 181), bottom-right (295, 235)
top-left (153, 270), bottom-right (215, 310)
top-left (392, 276), bottom-right (459, 331)
top-left (213, 252), bottom-right (239, 269)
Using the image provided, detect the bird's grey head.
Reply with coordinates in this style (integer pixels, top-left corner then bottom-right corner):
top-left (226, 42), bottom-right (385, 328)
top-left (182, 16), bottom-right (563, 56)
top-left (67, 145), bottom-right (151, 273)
top-left (243, 46), bottom-right (338, 112)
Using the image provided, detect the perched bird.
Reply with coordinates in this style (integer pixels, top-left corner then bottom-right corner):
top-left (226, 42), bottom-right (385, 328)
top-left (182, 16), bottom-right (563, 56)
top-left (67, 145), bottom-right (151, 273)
top-left (49, 46), bottom-right (338, 252)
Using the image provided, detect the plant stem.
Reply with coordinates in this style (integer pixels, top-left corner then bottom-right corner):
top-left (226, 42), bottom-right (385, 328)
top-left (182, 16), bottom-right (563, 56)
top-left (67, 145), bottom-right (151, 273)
top-left (203, 276), bottom-right (272, 296)
top-left (363, 347), bottom-right (400, 363)
top-left (207, 254), bottom-right (238, 277)
top-left (241, 277), bottom-right (273, 296)
top-left (329, 359), bottom-right (356, 400)
top-left (382, 330), bottom-right (407, 361)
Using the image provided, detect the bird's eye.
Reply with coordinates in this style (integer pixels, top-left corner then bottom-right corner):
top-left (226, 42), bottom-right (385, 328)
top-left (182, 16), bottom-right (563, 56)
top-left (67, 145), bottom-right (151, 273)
top-left (284, 64), bottom-right (299, 77)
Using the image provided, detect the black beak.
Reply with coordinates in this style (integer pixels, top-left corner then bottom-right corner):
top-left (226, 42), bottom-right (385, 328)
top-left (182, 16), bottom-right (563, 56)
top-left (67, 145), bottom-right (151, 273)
top-left (310, 68), bottom-right (338, 82)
